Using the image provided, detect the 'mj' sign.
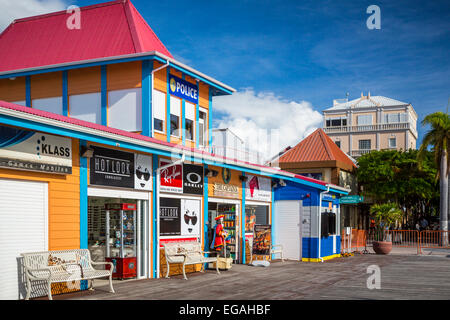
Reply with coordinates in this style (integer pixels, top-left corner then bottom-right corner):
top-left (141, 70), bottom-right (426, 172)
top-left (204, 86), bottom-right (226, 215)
top-left (169, 75), bottom-right (199, 104)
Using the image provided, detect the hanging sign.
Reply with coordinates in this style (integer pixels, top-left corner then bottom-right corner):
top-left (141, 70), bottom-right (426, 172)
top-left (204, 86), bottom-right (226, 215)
top-left (160, 159), bottom-right (183, 193)
top-left (183, 163), bottom-right (204, 195)
top-left (245, 175), bottom-right (271, 202)
top-left (339, 195), bottom-right (364, 204)
top-left (168, 75), bottom-right (199, 104)
top-left (0, 125), bottom-right (72, 174)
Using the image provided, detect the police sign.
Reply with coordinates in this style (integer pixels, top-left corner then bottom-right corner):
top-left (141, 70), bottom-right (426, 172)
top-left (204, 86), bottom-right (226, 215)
top-left (169, 75), bottom-right (199, 104)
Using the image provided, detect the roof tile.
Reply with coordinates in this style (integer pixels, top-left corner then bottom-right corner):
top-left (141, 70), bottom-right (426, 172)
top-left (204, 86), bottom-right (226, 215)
top-left (0, 0), bottom-right (172, 73)
top-left (279, 128), bottom-right (356, 168)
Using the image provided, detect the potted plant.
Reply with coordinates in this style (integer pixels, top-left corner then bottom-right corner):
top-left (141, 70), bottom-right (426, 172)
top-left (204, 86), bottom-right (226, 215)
top-left (370, 203), bottom-right (403, 254)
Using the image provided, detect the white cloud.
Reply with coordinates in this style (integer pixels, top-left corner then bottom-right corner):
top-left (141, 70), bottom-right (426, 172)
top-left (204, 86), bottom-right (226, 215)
top-left (0, 0), bottom-right (67, 31)
top-left (213, 88), bottom-right (323, 163)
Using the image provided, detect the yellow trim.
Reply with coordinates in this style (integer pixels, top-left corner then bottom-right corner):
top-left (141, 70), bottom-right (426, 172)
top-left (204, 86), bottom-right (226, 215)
top-left (302, 254), bottom-right (342, 262)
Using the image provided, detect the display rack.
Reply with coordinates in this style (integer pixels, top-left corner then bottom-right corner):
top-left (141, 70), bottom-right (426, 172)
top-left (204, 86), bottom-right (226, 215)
top-left (220, 206), bottom-right (238, 262)
top-left (105, 203), bottom-right (137, 279)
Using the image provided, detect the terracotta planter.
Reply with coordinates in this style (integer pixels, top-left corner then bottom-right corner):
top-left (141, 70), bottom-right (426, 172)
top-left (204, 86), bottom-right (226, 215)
top-left (373, 241), bottom-right (392, 254)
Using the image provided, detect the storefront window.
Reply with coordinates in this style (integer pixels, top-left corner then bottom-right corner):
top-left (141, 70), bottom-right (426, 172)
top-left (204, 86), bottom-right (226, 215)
top-left (88, 197), bottom-right (148, 278)
top-left (153, 89), bottom-right (166, 133)
top-left (208, 202), bottom-right (238, 262)
top-left (245, 205), bottom-right (269, 233)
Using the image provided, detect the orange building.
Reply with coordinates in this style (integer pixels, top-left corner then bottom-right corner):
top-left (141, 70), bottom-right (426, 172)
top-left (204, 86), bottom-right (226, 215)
top-left (0, 0), bottom-right (348, 300)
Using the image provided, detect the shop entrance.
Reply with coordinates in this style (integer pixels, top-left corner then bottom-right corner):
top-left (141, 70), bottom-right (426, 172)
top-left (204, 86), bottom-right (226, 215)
top-left (208, 201), bottom-right (239, 263)
top-left (88, 194), bottom-right (149, 279)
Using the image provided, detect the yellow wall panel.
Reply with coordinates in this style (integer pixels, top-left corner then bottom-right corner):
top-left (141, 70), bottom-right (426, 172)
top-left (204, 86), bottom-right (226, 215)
top-left (170, 68), bottom-right (182, 78)
top-left (0, 77), bottom-right (26, 102)
top-left (68, 66), bottom-right (101, 95)
top-left (31, 72), bottom-right (62, 100)
top-left (154, 131), bottom-right (167, 141)
top-left (107, 61), bottom-right (141, 91)
top-left (199, 82), bottom-right (210, 109)
top-left (153, 61), bottom-right (167, 92)
top-left (0, 138), bottom-right (80, 251)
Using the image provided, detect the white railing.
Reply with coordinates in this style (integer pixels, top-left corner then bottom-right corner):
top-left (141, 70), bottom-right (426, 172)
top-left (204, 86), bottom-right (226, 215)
top-left (324, 122), bottom-right (414, 134)
top-left (350, 149), bottom-right (372, 157)
top-left (201, 145), bottom-right (265, 165)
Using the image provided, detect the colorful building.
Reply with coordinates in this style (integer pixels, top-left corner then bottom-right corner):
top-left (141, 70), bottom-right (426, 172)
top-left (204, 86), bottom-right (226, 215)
top-left (270, 128), bottom-right (368, 230)
top-left (0, 0), bottom-right (348, 300)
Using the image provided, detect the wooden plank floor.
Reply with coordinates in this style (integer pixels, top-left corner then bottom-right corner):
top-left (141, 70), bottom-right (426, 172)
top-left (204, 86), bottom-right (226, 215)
top-left (45, 253), bottom-right (450, 300)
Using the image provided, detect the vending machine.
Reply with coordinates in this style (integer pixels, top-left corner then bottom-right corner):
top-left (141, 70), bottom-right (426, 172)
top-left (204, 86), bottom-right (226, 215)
top-left (104, 203), bottom-right (137, 280)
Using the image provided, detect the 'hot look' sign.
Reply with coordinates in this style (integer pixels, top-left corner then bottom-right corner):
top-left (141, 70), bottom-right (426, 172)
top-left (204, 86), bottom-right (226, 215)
top-left (0, 125), bottom-right (72, 174)
top-left (90, 146), bottom-right (152, 190)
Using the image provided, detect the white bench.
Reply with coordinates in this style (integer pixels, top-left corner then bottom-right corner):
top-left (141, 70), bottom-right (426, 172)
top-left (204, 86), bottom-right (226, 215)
top-left (163, 242), bottom-right (220, 280)
top-left (270, 244), bottom-right (284, 262)
top-left (21, 249), bottom-right (115, 300)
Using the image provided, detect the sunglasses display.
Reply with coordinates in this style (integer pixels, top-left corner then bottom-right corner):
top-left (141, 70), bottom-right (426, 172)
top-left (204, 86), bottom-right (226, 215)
top-left (184, 213), bottom-right (198, 225)
top-left (135, 167), bottom-right (150, 181)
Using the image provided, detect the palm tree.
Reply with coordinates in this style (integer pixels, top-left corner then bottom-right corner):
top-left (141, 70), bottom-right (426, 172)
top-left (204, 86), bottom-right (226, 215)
top-left (418, 112), bottom-right (450, 233)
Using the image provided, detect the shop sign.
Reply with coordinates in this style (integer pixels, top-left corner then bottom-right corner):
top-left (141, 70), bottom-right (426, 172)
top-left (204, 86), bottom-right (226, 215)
top-left (213, 183), bottom-right (239, 198)
top-left (0, 125), bottom-right (72, 174)
top-left (160, 159), bottom-right (183, 193)
top-left (90, 146), bottom-right (134, 188)
top-left (160, 197), bottom-right (181, 236)
top-left (134, 153), bottom-right (152, 191)
top-left (181, 199), bottom-right (201, 237)
top-left (183, 164), bottom-right (203, 195)
top-left (90, 147), bottom-right (152, 190)
top-left (160, 197), bottom-right (201, 238)
top-left (169, 75), bottom-right (199, 104)
top-left (245, 175), bottom-right (271, 202)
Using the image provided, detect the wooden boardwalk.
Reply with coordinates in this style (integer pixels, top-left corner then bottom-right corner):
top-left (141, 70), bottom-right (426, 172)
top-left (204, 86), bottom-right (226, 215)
top-left (43, 253), bottom-right (450, 300)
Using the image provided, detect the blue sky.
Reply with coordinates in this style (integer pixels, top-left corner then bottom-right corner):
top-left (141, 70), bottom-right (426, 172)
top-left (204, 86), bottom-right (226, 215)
top-left (83, 0), bottom-right (448, 145)
top-left (2, 0), bottom-right (449, 148)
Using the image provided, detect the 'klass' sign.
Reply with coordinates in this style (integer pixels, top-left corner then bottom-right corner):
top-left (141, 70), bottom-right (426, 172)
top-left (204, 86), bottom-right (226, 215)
top-left (169, 75), bottom-right (199, 104)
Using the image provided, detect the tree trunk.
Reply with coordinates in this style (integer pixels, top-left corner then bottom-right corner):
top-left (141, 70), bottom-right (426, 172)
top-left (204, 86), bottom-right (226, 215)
top-left (441, 150), bottom-right (448, 231)
top-left (440, 150), bottom-right (448, 246)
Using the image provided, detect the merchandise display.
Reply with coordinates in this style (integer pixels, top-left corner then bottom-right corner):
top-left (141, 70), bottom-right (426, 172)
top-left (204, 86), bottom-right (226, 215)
top-left (209, 203), bottom-right (238, 263)
top-left (105, 202), bottom-right (137, 279)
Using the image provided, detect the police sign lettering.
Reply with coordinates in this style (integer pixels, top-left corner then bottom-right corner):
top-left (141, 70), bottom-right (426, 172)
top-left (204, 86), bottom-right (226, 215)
top-left (169, 75), bottom-right (199, 104)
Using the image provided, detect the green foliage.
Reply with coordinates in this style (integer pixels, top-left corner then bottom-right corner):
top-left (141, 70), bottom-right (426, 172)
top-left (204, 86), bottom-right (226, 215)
top-left (418, 111), bottom-right (450, 179)
top-left (370, 203), bottom-right (403, 229)
top-left (357, 149), bottom-right (438, 203)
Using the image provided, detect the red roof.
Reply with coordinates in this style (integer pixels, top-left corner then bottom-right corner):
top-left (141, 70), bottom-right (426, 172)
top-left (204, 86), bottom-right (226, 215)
top-left (0, 100), bottom-right (331, 188)
top-left (279, 128), bottom-right (356, 169)
top-left (0, 0), bottom-right (172, 73)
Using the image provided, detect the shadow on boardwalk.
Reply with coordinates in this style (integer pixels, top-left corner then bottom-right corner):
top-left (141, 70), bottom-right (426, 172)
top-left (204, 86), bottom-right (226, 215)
top-left (39, 254), bottom-right (450, 300)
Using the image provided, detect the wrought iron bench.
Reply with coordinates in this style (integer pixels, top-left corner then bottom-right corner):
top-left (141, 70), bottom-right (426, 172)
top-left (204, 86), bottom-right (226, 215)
top-left (270, 244), bottom-right (284, 262)
top-left (21, 249), bottom-right (115, 300)
top-left (163, 242), bottom-right (220, 280)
